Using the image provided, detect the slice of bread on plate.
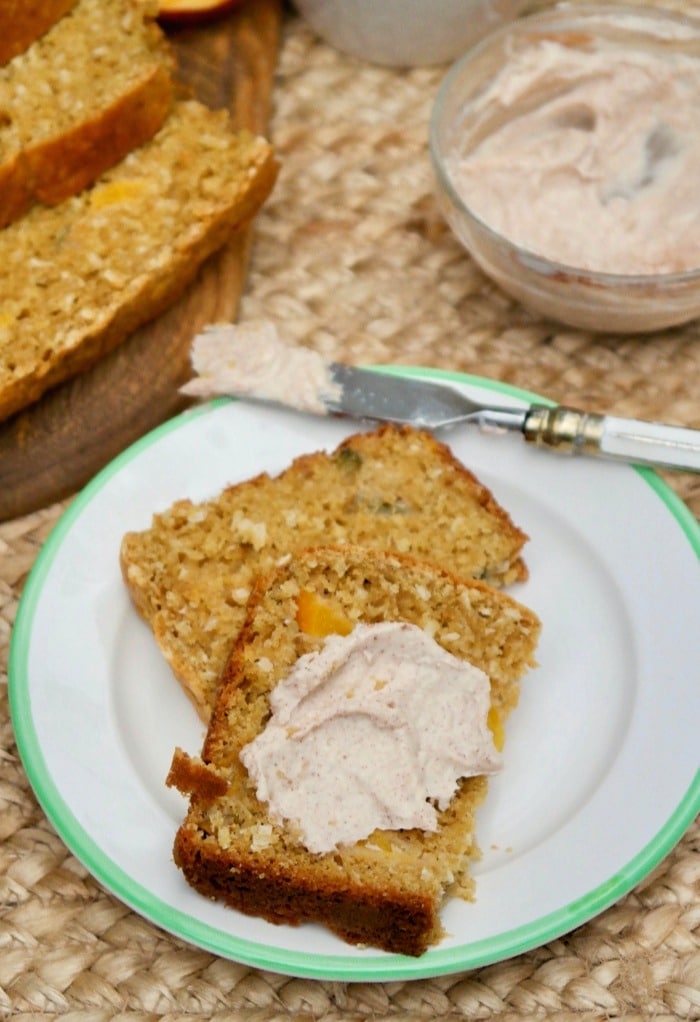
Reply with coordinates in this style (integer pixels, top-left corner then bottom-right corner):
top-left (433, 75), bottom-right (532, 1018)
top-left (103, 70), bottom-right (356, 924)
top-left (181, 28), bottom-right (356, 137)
top-left (120, 424), bottom-right (530, 721)
top-left (0, 0), bottom-right (77, 66)
top-left (0, 99), bottom-right (278, 423)
top-left (167, 544), bottom-right (541, 957)
top-left (0, 0), bottom-right (174, 227)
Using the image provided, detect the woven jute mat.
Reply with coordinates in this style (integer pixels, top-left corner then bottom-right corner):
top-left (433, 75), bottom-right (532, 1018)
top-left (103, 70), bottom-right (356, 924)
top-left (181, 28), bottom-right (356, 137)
top-left (2, 7), bottom-right (699, 1018)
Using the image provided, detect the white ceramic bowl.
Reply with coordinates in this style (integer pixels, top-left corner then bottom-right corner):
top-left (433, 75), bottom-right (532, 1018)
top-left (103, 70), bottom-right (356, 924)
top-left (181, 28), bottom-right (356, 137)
top-left (430, 4), bottom-right (700, 333)
top-left (293, 0), bottom-right (528, 67)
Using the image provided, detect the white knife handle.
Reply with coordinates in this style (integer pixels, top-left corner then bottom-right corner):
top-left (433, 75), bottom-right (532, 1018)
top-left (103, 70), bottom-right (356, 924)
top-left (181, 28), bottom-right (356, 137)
top-left (523, 405), bottom-right (700, 473)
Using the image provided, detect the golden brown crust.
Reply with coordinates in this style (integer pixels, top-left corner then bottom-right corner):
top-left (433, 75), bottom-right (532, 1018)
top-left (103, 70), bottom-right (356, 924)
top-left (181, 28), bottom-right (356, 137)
top-left (173, 824), bottom-right (442, 956)
top-left (0, 0), bottom-right (77, 66)
top-left (170, 544), bottom-right (541, 955)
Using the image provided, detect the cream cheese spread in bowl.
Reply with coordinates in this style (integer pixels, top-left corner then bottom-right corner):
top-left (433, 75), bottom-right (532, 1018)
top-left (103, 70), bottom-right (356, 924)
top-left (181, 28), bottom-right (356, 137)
top-left (430, 4), bottom-right (700, 332)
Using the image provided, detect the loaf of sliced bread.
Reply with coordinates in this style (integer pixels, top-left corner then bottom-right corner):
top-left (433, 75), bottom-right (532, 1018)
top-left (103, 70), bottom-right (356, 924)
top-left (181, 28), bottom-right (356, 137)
top-left (121, 425), bottom-right (529, 721)
top-left (0, 99), bottom-right (278, 422)
top-left (0, 0), bottom-right (77, 66)
top-left (168, 544), bottom-right (541, 956)
top-left (0, 0), bottom-right (173, 227)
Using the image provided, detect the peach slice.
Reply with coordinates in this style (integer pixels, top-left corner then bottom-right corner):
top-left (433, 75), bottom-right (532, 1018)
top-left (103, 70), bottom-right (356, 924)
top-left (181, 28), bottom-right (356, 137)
top-left (296, 589), bottom-right (354, 638)
top-left (487, 706), bottom-right (505, 752)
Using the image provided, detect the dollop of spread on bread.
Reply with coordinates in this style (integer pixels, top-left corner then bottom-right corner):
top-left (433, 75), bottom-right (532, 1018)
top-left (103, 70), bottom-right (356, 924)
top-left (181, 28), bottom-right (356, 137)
top-left (240, 621), bottom-right (501, 854)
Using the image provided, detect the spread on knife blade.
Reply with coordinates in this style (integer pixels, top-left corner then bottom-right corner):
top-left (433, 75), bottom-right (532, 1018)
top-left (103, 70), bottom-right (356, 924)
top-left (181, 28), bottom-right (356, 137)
top-left (181, 321), bottom-right (341, 413)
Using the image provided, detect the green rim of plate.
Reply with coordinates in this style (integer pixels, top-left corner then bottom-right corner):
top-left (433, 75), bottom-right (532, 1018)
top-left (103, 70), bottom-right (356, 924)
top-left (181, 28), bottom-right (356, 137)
top-left (8, 369), bottom-right (700, 982)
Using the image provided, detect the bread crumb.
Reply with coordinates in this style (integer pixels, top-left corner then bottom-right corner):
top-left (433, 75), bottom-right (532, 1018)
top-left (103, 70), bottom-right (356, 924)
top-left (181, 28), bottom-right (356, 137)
top-left (232, 513), bottom-right (267, 550)
top-left (250, 824), bottom-right (275, 851)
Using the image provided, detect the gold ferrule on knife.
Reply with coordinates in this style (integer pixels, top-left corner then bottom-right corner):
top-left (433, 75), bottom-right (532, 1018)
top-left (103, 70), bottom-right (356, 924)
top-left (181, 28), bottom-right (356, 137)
top-left (523, 405), bottom-right (605, 456)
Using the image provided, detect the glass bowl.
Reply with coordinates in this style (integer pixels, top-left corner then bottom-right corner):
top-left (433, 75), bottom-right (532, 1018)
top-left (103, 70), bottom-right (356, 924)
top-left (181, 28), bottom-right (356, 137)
top-left (429, 3), bottom-right (700, 333)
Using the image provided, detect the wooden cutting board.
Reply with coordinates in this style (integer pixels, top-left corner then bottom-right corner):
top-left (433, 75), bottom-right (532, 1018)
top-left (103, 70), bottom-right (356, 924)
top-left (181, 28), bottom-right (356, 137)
top-left (0, 0), bottom-right (282, 522)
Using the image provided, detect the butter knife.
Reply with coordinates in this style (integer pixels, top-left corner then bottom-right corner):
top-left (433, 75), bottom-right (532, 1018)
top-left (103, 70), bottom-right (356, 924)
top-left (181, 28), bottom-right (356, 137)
top-left (182, 325), bottom-right (700, 473)
top-left (327, 365), bottom-right (700, 473)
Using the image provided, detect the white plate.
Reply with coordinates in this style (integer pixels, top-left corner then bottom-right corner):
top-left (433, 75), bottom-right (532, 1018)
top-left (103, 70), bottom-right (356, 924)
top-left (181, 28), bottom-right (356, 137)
top-left (9, 369), bottom-right (700, 982)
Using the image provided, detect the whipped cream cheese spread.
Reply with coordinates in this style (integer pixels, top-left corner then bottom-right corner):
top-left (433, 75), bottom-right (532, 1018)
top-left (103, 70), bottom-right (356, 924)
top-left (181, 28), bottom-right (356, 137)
top-left (240, 621), bottom-right (501, 854)
top-left (447, 25), bottom-right (700, 275)
top-left (181, 321), bottom-right (341, 414)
